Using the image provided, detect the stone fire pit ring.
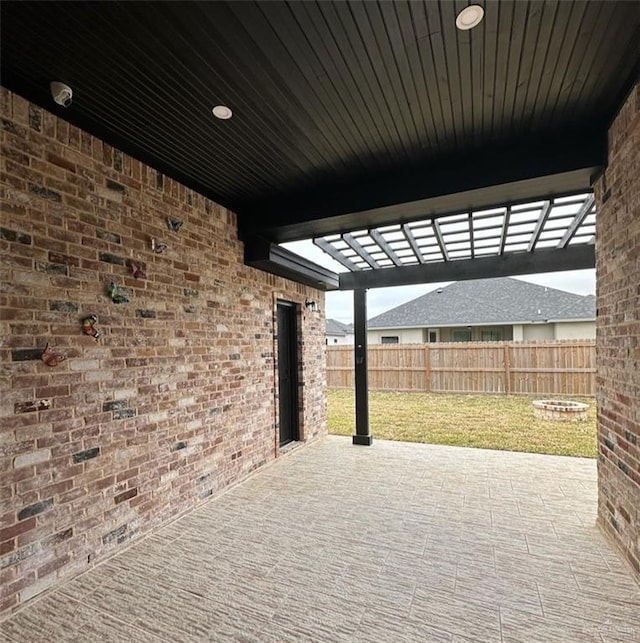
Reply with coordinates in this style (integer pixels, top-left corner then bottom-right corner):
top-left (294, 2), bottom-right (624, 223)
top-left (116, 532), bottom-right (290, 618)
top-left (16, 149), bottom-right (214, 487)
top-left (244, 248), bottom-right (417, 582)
top-left (533, 399), bottom-right (590, 422)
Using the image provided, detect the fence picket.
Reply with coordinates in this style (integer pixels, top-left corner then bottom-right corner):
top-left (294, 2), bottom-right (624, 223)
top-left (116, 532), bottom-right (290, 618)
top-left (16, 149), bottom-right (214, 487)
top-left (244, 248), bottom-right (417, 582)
top-left (326, 340), bottom-right (595, 396)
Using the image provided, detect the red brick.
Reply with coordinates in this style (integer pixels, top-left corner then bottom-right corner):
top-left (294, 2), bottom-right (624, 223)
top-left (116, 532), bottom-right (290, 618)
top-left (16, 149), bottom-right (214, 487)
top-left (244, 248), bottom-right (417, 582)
top-left (37, 553), bottom-right (70, 578)
top-left (0, 518), bottom-right (36, 543)
top-left (0, 572), bottom-right (35, 600)
top-left (46, 152), bottom-right (76, 173)
top-left (0, 88), bottom-right (327, 617)
top-left (0, 539), bottom-right (16, 555)
top-left (596, 80), bottom-right (640, 584)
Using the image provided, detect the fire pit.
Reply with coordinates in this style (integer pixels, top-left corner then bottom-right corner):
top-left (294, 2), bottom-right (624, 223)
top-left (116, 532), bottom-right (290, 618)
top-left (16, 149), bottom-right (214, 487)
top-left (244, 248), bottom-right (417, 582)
top-left (533, 399), bottom-right (589, 422)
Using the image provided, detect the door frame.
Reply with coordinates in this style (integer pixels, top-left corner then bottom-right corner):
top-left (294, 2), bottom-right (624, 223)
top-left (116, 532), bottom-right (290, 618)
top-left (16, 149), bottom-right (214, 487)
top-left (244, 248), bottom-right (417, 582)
top-left (275, 299), bottom-right (300, 449)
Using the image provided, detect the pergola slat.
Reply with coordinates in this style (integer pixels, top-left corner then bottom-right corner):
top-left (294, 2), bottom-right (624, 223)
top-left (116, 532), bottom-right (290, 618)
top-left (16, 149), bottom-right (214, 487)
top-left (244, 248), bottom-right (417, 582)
top-left (432, 220), bottom-right (450, 261)
top-left (558, 194), bottom-right (595, 248)
top-left (342, 233), bottom-right (380, 269)
top-left (401, 224), bottom-right (425, 263)
top-left (369, 230), bottom-right (403, 266)
top-left (499, 206), bottom-right (512, 255)
top-left (313, 238), bottom-right (361, 271)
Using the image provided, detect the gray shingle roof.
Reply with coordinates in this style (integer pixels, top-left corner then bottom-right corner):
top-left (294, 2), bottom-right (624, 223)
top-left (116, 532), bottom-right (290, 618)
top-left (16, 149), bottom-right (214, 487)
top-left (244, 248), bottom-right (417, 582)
top-left (326, 319), bottom-right (353, 335)
top-left (554, 294), bottom-right (596, 320)
top-left (368, 278), bottom-right (595, 328)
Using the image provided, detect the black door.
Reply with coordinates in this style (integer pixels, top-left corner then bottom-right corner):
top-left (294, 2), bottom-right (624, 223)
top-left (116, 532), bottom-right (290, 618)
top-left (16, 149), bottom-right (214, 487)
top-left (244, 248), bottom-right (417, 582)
top-left (277, 302), bottom-right (299, 446)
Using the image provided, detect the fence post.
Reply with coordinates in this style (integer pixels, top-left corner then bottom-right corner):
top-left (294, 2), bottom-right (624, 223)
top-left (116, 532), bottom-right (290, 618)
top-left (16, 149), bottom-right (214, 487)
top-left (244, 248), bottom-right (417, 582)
top-left (503, 343), bottom-right (511, 395)
top-left (424, 344), bottom-right (431, 392)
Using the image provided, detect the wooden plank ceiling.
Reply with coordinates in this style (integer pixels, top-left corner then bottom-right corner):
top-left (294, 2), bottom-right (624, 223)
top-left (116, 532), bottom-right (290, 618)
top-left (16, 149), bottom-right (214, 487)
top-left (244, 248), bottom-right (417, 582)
top-left (2, 1), bottom-right (639, 243)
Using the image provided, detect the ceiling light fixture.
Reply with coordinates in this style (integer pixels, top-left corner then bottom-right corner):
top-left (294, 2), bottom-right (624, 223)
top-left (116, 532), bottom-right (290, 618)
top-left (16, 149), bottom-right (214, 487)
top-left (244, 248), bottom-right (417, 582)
top-left (212, 105), bottom-right (232, 120)
top-left (456, 5), bottom-right (485, 30)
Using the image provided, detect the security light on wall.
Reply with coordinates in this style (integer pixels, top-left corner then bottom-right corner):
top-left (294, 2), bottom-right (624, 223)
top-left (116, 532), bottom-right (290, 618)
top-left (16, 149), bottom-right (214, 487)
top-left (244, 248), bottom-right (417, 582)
top-left (305, 299), bottom-right (320, 313)
top-left (50, 81), bottom-right (73, 107)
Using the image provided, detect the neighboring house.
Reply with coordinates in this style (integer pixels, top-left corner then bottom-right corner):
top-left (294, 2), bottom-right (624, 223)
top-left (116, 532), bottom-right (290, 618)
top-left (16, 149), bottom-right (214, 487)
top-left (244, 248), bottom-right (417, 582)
top-left (326, 319), bottom-right (354, 345)
top-left (367, 277), bottom-right (596, 344)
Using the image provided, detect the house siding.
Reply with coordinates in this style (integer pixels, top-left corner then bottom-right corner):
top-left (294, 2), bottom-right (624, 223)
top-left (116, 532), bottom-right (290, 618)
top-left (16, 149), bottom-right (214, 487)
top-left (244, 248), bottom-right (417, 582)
top-left (438, 326), bottom-right (513, 342)
top-left (595, 80), bottom-right (640, 580)
top-left (554, 321), bottom-right (596, 340)
top-left (368, 325), bottom-right (517, 344)
top-left (522, 324), bottom-right (555, 341)
top-left (368, 323), bottom-right (595, 345)
top-left (326, 333), bottom-right (353, 346)
top-left (0, 90), bottom-right (327, 614)
top-left (368, 328), bottom-right (424, 344)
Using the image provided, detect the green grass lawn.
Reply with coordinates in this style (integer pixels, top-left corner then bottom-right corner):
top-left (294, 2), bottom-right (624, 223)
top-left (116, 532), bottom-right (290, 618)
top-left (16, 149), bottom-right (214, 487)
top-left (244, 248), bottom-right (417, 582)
top-left (328, 389), bottom-right (597, 458)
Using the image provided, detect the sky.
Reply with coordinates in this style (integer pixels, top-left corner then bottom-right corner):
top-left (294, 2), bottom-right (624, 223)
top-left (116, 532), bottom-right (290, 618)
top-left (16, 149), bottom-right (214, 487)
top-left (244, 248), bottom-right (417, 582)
top-left (282, 240), bottom-right (595, 324)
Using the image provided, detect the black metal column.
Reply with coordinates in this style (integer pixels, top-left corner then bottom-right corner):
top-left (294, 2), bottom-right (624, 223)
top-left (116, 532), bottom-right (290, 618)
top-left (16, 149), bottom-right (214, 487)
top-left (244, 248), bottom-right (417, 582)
top-left (352, 288), bottom-right (372, 446)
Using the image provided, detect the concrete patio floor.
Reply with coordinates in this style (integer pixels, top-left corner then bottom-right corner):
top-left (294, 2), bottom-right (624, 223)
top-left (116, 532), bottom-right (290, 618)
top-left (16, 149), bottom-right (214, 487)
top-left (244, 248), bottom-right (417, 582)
top-left (1, 435), bottom-right (639, 643)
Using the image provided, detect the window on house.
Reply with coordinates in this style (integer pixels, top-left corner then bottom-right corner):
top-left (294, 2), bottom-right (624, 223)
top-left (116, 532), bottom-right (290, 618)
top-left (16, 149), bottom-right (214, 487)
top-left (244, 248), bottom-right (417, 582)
top-left (334, 338), bottom-right (338, 344)
top-left (481, 329), bottom-right (502, 341)
top-left (428, 331), bottom-right (438, 343)
top-left (453, 330), bottom-right (472, 342)
top-left (381, 336), bottom-right (399, 344)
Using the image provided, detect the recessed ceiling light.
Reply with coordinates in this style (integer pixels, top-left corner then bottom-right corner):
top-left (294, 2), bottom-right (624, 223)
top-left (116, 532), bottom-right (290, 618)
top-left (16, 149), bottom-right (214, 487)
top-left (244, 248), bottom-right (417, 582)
top-left (456, 4), bottom-right (485, 30)
top-left (212, 105), bottom-right (232, 120)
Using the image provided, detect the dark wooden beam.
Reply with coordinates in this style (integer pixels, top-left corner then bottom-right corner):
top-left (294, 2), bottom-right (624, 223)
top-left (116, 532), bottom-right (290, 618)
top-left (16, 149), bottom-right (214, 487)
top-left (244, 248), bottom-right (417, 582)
top-left (244, 237), bottom-right (339, 290)
top-left (239, 131), bottom-right (606, 242)
top-left (339, 244), bottom-right (595, 290)
top-left (352, 288), bottom-right (372, 446)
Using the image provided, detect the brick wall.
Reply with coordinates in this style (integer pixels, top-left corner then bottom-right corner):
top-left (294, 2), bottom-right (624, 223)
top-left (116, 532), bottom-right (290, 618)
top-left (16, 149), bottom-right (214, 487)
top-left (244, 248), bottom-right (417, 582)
top-left (595, 80), bottom-right (640, 580)
top-left (0, 89), bottom-right (327, 614)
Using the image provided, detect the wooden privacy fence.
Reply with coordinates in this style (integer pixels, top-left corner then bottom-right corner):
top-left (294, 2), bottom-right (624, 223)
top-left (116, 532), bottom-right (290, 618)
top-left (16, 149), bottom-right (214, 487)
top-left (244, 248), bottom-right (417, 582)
top-left (327, 340), bottom-right (596, 396)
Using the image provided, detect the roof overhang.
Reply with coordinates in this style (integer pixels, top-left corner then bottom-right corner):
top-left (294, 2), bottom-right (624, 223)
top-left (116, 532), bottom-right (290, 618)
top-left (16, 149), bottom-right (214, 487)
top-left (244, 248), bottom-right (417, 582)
top-left (240, 133), bottom-right (604, 242)
top-left (244, 237), bottom-right (339, 291)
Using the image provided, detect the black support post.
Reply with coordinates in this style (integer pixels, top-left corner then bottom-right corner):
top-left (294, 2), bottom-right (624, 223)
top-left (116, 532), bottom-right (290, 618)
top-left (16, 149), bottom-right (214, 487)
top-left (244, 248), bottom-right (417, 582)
top-left (352, 288), bottom-right (372, 446)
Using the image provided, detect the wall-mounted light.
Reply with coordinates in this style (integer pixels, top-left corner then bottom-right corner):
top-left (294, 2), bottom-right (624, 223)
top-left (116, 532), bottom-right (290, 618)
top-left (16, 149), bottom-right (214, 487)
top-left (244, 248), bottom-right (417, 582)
top-left (50, 81), bottom-right (73, 107)
top-left (305, 298), bottom-right (320, 313)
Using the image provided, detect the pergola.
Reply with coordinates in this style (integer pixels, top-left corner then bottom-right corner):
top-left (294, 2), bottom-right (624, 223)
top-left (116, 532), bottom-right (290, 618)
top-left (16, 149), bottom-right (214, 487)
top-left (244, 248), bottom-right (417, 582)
top-left (304, 192), bottom-right (597, 444)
